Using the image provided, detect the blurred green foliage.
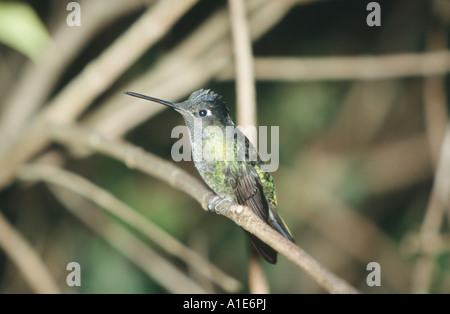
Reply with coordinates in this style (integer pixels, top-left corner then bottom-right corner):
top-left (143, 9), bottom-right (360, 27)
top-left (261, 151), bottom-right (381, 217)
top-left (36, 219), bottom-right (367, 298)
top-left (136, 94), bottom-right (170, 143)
top-left (0, 2), bottom-right (50, 61)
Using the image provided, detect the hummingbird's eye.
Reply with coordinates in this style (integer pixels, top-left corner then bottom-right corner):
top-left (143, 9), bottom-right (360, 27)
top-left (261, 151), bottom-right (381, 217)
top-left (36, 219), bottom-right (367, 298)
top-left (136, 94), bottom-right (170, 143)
top-left (199, 109), bottom-right (207, 117)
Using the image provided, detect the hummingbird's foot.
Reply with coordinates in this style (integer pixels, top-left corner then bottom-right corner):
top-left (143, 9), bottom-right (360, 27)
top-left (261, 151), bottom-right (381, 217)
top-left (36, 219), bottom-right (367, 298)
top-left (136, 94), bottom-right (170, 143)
top-left (207, 196), bottom-right (233, 214)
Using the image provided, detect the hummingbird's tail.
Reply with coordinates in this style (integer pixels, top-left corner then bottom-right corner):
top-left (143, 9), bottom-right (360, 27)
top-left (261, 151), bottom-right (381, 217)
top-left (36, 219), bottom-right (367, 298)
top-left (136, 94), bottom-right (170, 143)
top-left (245, 231), bottom-right (278, 264)
top-left (269, 210), bottom-right (296, 244)
top-left (244, 214), bottom-right (295, 265)
top-left (227, 163), bottom-right (295, 264)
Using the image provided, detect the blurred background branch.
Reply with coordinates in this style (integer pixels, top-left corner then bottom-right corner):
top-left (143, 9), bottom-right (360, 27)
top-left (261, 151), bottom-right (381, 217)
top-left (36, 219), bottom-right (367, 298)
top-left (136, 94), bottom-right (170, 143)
top-left (0, 211), bottom-right (61, 294)
top-left (217, 51), bottom-right (450, 81)
top-left (228, 0), bottom-right (266, 293)
top-left (45, 123), bottom-right (358, 293)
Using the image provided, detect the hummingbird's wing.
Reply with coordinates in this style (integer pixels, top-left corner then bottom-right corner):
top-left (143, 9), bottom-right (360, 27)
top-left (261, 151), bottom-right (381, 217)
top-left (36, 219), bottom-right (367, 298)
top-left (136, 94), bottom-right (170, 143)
top-left (228, 162), bottom-right (294, 264)
top-left (230, 163), bottom-right (269, 221)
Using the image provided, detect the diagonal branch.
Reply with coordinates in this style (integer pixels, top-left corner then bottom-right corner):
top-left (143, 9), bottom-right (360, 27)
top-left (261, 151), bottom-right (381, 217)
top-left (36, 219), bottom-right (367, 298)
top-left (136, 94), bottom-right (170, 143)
top-left (45, 123), bottom-right (360, 294)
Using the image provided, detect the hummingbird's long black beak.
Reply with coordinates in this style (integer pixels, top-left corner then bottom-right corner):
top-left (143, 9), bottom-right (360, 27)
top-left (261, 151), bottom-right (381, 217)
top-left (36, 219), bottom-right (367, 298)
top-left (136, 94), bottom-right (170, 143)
top-left (124, 91), bottom-right (180, 110)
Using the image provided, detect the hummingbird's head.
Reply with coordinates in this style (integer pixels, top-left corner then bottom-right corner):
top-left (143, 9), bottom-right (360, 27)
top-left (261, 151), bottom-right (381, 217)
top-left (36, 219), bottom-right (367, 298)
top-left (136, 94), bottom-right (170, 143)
top-left (124, 89), bottom-right (233, 128)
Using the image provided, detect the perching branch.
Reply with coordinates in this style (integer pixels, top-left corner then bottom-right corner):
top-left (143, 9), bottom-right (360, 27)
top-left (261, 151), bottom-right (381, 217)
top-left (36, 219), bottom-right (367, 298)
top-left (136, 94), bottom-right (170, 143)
top-left (45, 123), bottom-right (360, 294)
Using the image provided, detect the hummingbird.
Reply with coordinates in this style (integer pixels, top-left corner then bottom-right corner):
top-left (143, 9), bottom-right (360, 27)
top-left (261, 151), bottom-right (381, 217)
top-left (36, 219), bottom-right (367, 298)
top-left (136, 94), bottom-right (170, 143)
top-left (124, 89), bottom-right (295, 264)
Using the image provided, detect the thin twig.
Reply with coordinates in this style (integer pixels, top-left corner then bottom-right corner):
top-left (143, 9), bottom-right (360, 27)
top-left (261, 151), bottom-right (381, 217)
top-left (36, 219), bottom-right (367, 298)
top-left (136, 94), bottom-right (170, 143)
top-left (45, 123), bottom-right (360, 293)
top-left (0, 211), bottom-right (61, 294)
